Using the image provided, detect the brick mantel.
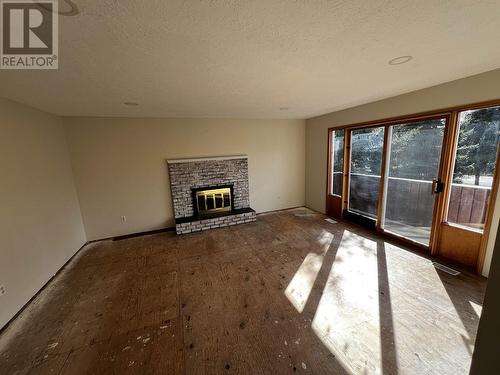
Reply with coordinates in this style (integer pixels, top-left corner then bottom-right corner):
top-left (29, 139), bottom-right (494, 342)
top-left (167, 155), bottom-right (256, 234)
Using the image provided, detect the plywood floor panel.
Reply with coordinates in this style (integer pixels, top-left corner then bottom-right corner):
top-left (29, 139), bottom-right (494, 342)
top-left (0, 208), bottom-right (486, 374)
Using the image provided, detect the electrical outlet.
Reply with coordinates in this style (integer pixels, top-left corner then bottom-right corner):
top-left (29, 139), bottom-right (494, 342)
top-left (0, 285), bottom-right (5, 296)
top-left (121, 216), bottom-right (127, 223)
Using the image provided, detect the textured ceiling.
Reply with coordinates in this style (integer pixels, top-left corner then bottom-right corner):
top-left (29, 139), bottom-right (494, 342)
top-left (1, 0), bottom-right (500, 119)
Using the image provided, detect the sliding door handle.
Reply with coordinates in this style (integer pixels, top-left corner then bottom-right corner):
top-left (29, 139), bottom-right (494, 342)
top-left (432, 179), bottom-right (444, 194)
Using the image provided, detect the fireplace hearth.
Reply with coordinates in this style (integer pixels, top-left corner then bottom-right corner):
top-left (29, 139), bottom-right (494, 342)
top-left (167, 155), bottom-right (256, 234)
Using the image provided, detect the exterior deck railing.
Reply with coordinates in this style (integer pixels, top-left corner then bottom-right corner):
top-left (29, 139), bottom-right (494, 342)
top-left (347, 173), bottom-right (490, 228)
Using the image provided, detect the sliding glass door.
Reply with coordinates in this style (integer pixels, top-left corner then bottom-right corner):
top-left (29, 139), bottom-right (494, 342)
top-left (328, 102), bottom-right (500, 266)
top-left (348, 126), bottom-right (384, 221)
top-left (381, 118), bottom-right (446, 246)
top-left (345, 119), bottom-right (446, 246)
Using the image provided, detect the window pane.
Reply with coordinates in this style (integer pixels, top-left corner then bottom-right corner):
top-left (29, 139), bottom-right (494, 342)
top-left (447, 106), bottom-right (500, 230)
top-left (349, 127), bottom-right (384, 218)
top-left (331, 130), bottom-right (344, 196)
top-left (384, 119), bottom-right (445, 245)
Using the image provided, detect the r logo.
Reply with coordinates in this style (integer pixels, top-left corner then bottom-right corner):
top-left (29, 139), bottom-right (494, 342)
top-left (1, 0), bottom-right (58, 68)
top-left (2, 2), bottom-right (52, 54)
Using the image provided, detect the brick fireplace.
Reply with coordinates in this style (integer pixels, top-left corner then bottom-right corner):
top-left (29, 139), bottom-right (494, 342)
top-left (167, 155), bottom-right (256, 234)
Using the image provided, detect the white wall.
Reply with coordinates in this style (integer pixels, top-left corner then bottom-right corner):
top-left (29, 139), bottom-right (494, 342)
top-left (0, 98), bottom-right (86, 329)
top-left (305, 68), bottom-right (500, 276)
top-left (64, 117), bottom-right (305, 241)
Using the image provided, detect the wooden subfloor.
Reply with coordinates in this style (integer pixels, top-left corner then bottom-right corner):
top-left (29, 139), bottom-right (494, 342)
top-left (0, 208), bottom-right (486, 374)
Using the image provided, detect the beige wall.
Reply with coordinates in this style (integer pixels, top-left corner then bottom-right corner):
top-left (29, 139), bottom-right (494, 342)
top-left (64, 118), bottom-right (306, 241)
top-left (305, 68), bottom-right (500, 276)
top-left (470, 222), bottom-right (500, 374)
top-left (482, 173), bottom-right (500, 276)
top-left (0, 98), bottom-right (86, 329)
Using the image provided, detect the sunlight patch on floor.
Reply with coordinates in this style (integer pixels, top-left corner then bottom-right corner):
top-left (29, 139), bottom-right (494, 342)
top-left (285, 230), bottom-right (333, 313)
top-left (383, 242), bottom-right (478, 374)
top-left (282, 225), bottom-right (482, 375)
top-left (469, 301), bottom-right (482, 318)
top-left (311, 231), bottom-right (382, 374)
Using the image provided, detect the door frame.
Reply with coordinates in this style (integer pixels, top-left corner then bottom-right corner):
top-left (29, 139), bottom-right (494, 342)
top-left (326, 99), bottom-right (500, 272)
top-left (325, 129), bottom-right (345, 219)
top-left (434, 109), bottom-right (500, 271)
top-left (379, 114), bottom-right (450, 250)
top-left (346, 114), bottom-right (450, 251)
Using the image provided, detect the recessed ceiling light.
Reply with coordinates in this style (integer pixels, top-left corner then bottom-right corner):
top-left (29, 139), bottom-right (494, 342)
top-left (388, 56), bottom-right (413, 65)
top-left (39, 0), bottom-right (79, 16)
top-left (279, 107), bottom-right (289, 111)
top-left (124, 102), bottom-right (139, 106)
